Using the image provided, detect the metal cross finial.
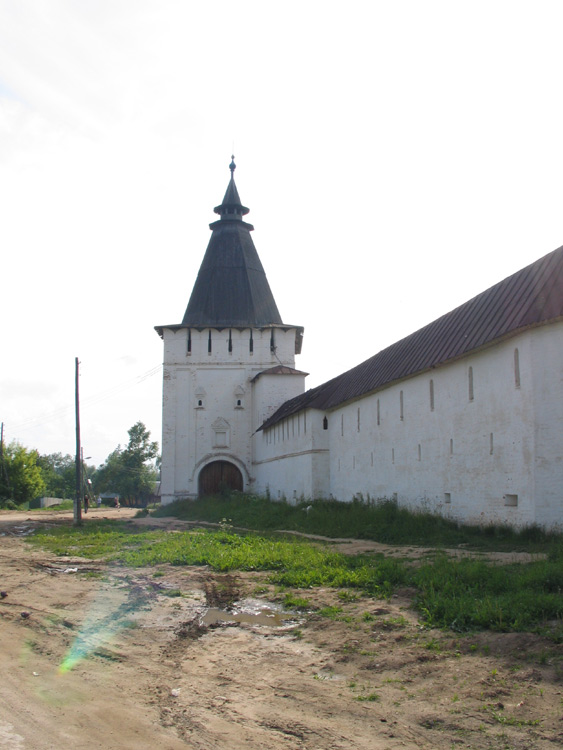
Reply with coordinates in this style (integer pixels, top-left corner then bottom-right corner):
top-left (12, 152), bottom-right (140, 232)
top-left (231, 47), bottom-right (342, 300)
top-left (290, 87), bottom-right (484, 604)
top-left (229, 155), bottom-right (236, 176)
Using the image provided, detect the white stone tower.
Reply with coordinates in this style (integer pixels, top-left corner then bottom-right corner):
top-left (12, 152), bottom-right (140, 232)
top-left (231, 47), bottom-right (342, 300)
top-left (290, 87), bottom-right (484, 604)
top-left (155, 158), bottom-right (305, 504)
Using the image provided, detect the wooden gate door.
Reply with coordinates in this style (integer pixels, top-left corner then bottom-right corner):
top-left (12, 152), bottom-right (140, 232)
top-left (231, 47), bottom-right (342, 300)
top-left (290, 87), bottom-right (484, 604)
top-left (198, 461), bottom-right (243, 496)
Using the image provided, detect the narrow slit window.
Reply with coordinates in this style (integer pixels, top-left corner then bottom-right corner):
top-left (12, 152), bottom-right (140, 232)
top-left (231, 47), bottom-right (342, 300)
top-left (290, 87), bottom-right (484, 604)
top-left (377, 398), bottom-right (380, 426)
top-left (357, 407), bottom-right (361, 432)
top-left (341, 414), bottom-right (344, 436)
top-left (187, 329), bottom-right (192, 354)
top-left (514, 348), bottom-right (520, 388)
top-left (417, 443), bottom-right (421, 461)
top-left (208, 330), bottom-right (212, 354)
top-left (228, 329), bottom-right (233, 353)
top-left (490, 432), bottom-right (494, 455)
top-left (249, 330), bottom-right (253, 353)
top-left (450, 438), bottom-right (454, 456)
top-left (322, 416), bottom-right (328, 430)
top-left (400, 390), bottom-right (404, 421)
top-left (429, 379), bottom-right (434, 411)
top-left (468, 366), bottom-right (474, 401)
top-left (270, 329), bottom-right (275, 352)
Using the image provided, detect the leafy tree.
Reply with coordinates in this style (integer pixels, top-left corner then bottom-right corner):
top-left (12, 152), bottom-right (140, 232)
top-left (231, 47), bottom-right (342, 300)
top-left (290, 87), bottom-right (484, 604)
top-left (0, 441), bottom-right (46, 506)
top-left (93, 422), bottom-right (158, 505)
top-left (36, 452), bottom-right (78, 499)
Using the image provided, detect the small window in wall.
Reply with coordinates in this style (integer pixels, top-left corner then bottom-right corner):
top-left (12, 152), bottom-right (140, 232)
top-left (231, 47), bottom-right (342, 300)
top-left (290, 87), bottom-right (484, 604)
top-left (249, 330), bottom-right (253, 353)
top-left (514, 348), bottom-right (520, 388)
top-left (504, 493), bottom-right (518, 507)
top-left (357, 407), bottom-right (361, 432)
top-left (195, 386), bottom-right (206, 409)
top-left (444, 492), bottom-right (451, 504)
top-left (392, 448), bottom-right (395, 464)
top-left (400, 390), bottom-right (404, 421)
top-left (417, 443), bottom-right (421, 461)
top-left (208, 330), bottom-right (212, 354)
top-left (341, 414), bottom-right (344, 436)
top-left (323, 416), bottom-right (328, 430)
top-left (429, 379), bottom-right (434, 411)
top-left (187, 329), bottom-right (192, 354)
top-left (377, 398), bottom-right (380, 426)
top-left (371, 451), bottom-right (374, 466)
top-left (450, 438), bottom-right (454, 457)
top-left (270, 329), bottom-right (275, 352)
top-left (228, 329), bottom-right (233, 353)
top-left (235, 385), bottom-right (245, 409)
top-left (468, 366), bottom-right (474, 401)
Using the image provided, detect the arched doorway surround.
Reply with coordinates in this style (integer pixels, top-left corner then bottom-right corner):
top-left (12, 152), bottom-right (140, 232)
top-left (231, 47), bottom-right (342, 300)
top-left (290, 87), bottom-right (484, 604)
top-left (198, 460), bottom-right (243, 496)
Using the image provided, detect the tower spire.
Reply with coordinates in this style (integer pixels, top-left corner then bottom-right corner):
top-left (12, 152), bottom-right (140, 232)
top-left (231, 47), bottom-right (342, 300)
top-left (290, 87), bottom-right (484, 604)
top-left (180, 160), bottom-right (283, 327)
top-left (214, 156), bottom-right (249, 219)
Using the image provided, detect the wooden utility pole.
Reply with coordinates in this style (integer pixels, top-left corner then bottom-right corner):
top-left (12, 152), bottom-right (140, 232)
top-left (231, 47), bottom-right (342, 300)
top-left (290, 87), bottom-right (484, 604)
top-left (74, 357), bottom-right (82, 526)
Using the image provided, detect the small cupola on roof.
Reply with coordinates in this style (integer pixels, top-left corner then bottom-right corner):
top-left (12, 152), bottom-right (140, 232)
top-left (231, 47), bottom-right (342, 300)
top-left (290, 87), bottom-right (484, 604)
top-left (182, 157), bottom-right (283, 328)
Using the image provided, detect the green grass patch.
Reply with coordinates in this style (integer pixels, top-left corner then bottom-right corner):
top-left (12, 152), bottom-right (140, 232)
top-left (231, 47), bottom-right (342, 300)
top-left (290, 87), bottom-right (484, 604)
top-left (153, 493), bottom-right (563, 554)
top-left (27, 516), bottom-right (563, 640)
top-left (413, 553), bottom-right (563, 634)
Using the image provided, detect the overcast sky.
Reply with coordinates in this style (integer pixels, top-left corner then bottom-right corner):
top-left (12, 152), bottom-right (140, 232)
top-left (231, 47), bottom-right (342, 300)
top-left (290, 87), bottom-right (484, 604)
top-left (1, 0), bottom-right (562, 466)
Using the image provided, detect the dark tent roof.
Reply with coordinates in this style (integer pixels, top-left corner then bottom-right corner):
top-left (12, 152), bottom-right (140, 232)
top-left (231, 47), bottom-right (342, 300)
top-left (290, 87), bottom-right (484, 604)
top-left (181, 160), bottom-right (283, 328)
top-left (260, 244), bottom-right (563, 431)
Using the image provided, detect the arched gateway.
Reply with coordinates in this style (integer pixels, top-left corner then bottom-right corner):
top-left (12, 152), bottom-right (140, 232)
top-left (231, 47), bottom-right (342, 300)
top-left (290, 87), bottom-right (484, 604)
top-left (198, 461), bottom-right (243, 496)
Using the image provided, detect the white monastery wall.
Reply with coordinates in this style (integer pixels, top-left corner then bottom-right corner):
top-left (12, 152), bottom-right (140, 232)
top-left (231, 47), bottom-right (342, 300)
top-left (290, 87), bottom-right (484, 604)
top-left (326, 330), bottom-right (552, 526)
top-left (252, 372), bottom-right (305, 431)
top-left (530, 322), bottom-right (563, 527)
top-left (254, 409), bottom-right (330, 500)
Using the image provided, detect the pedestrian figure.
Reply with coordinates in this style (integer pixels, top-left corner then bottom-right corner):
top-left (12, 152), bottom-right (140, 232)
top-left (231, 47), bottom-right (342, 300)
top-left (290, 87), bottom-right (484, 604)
top-left (114, 496), bottom-right (120, 510)
top-left (84, 494), bottom-right (89, 513)
top-left (96, 495), bottom-right (102, 508)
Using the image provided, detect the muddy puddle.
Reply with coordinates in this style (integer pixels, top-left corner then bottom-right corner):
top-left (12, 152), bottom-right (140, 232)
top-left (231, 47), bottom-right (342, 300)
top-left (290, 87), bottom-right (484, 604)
top-left (201, 598), bottom-right (301, 629)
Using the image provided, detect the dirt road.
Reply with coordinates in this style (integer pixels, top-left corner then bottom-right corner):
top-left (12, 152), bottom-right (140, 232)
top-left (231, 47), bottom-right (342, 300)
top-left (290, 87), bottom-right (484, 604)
top-left (0, 510), bottom-right (561, 749)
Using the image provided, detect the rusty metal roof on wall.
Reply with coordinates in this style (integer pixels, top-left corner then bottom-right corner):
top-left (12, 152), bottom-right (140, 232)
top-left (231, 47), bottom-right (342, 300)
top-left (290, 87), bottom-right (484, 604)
top-left (259, 244), bottom-right (563, 431)
top-left (181, 158), bottom-right (283, 328)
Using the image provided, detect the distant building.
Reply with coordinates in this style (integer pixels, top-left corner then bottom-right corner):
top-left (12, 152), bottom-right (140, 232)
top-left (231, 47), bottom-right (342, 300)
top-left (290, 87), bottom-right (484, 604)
top-left (156, 160), bottom-right (563, 528)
